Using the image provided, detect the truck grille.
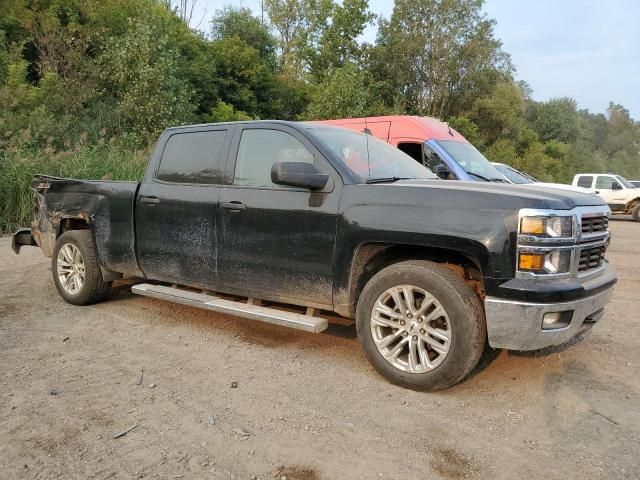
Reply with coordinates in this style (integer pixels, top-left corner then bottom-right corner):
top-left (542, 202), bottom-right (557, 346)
top-left (581, 215), bottom-right (608, 234)
top-left (578, 245), bottom-right (606, 272)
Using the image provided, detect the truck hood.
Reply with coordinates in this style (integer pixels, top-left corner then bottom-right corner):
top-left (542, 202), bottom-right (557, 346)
top-left (393, 179), bottom-right (607, 210)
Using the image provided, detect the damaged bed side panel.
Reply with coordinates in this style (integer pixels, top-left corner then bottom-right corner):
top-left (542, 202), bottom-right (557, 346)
top-left (31, 176), bottom-right (143, 277)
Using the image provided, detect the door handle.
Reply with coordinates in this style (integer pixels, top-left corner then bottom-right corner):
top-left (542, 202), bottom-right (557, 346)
top-left (220, 201), bottom-right (246, 211)
top-left (140, 196), bottom-right (160, 205)
top-left (595, 191), bottom-right (600, 194)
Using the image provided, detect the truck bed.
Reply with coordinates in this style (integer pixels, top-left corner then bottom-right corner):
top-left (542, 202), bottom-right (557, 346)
top-left (30, 175), bottom-right (143, 277)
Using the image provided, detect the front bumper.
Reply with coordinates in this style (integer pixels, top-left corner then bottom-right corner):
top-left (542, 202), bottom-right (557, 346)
top-left (484, 270), bottom-right (616, 350)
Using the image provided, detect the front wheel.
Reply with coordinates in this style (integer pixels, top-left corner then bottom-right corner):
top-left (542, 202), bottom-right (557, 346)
top-left (52, 230), bottom-right (112, 305)
top-left (356, 260), bottom-right (486, 391)
top-left (632, 203), bottom-right (640, 222)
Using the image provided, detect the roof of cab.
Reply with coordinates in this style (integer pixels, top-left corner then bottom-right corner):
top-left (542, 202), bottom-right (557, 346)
top-left (311, 115), bottom-right (469, 143)
top-left (162, 119), bottom-right (302, 133)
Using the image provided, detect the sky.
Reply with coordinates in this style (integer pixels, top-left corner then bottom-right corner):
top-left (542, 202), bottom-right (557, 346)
top-left (193, 0), bottom-right (640, 118)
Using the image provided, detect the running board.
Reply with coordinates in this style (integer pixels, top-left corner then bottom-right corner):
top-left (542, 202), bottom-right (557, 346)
top-left (131, 283), bottom-right (328, 333)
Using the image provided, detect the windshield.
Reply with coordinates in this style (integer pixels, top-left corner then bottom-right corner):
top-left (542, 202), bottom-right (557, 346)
top-left (435, 140), bottom-right (506, 182)
top-left (616, 175), bottom-right (635, 189)
top-left (494, 164), bottom-right (535, 184)
top-left (308, 126), bottom-right (436, 182)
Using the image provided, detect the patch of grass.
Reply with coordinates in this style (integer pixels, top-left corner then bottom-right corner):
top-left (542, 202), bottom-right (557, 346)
top-left (0, 144), bottom-right (149, 233)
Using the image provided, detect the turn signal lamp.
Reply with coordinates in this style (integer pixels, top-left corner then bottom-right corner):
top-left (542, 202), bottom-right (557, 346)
top-left (519, 253), bottom-right (545, 271)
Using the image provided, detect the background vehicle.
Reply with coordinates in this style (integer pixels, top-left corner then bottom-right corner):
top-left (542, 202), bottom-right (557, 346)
top-left (573, 173), bottom-right (640, 221)
top-left (630, 180), bottom-right (640, 188)
top-left (492, 162), bottom-right (594, 195)
top-left (13, 121), bottom-right (616, 391)
top-left (315, 116), bottom-right (508, 182)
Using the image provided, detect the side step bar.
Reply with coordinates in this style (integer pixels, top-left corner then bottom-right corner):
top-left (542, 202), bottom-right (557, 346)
top-left (131, 283), bottom-right (328, 333)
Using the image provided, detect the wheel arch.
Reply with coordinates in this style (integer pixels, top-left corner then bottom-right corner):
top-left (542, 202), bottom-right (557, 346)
top-left (52, 216), bottom-right (122, 282)
top-left (625, 197), bottom-right (640, 210)
top-left (336, 242), bottom-right (486, 318)
top-left (58, 216), bottom-right (91, 236)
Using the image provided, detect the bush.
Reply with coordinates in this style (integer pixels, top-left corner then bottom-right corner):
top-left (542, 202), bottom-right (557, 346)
top-left (0, 144), bottom-right (148, 232)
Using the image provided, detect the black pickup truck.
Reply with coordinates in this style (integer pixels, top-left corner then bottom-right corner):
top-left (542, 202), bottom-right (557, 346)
top-left (13, 121), bottom-right (617, 390)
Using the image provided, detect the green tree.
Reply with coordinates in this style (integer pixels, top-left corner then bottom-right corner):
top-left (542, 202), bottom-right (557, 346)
top-left (446, 116), bottom-right (483, 148)
top-left (528, 97), bottom-right (579, 144)
top-left (302, 62), bottom-right (383, 120)
top-left (516, 142), bottom-right (558, 182)
top-left (98, 17), bottom-right (194, 138)
top-left (265, 0), bottom-right (372, 80)
top-left (369, 0), bottom-right (513, 118)
top-left (483, 139), bottom-right (517, 164)
top-left (210, 7), bottom-right (277, 67)
top-left (307, 0), bottom-right (373, 81)
top-left (264, 0), bottom-right (322, 75)
top-left (207, 100), bottom-right (251, 122)
top-left (470, 81), bottom-right (526, 145)
top-left (0, 32), bottom-right (7, 85)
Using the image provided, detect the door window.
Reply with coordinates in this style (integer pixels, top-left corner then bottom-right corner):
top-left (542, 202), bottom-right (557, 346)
top-left (397, 142), bottom-right (422, 163)
top-left (157, 130), bottom-right (227, 184)
top-left (234, 129), bottom-right (314, 188)
top-left (595, 176), bottom-right (620, 190)
top-left (576, 175), bottom-right (593, 188)
top-left (423, 144), bottom-right (447, 173)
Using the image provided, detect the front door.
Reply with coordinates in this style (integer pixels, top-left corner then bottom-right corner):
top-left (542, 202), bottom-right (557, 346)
top-left (595, 175), bottom-right (626, 209)
top-left (135, 126), bottom-right (232, 286)
top-left (216, 124), bottom-right (341, 308)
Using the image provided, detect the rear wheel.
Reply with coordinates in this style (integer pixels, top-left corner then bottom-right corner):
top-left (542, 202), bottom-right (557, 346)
top-left (632, 203), bottom-right (640, 222)
top-left (52, 230), bottom-right (112, 305)
top-left (356, 260), bottom-right (486, 391)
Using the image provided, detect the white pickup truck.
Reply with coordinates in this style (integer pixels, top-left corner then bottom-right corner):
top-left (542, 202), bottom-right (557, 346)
top-left (573, 173), bottom-right (640, 222)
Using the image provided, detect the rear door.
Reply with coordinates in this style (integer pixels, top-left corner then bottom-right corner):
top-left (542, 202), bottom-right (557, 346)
top-left (216, 124), bottom-right (341, 308)
top-left (135, 126), bottom-right (232, 286)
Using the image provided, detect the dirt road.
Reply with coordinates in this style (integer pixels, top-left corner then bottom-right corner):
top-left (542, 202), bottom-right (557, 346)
top-left (1, 219), bottom-right (639, 480)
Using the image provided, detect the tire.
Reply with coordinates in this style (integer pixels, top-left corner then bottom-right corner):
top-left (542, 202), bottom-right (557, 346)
top-left (52, 230), bottom-right (112, 306)
top-left (632, 203), bottom-right (640, 222)
top-left (356, 260), bottom-right (486, 391)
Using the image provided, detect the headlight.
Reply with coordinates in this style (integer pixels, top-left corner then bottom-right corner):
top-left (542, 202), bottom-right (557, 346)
top-left (518, 250), bottom-right (572, 274)
top-left (520, 215), bottom-right (573, 238)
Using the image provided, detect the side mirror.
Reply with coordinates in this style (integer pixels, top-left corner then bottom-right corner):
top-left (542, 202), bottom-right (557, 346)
top-left (612, 182), bottom-right (622, 190)
top-left (434, 164), bottom-right (452, 180)
top-left (271, 162), bottom-right (329, 190)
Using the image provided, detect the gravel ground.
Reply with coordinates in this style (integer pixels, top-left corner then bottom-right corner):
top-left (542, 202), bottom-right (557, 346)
top-left (1, 217), bottom-right (639, 480)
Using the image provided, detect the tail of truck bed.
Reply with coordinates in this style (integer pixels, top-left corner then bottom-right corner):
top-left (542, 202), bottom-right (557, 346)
top-left (16, 175), bottom-right (144, 277)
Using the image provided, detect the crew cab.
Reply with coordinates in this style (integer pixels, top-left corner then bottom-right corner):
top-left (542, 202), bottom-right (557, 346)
top-left (573, 173), bottom-right (640, 221)
top-left (13, 121), bottom-right (617, 391)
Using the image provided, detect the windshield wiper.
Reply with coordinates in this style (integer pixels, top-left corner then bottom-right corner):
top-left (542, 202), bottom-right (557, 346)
top-left (465, 171), bottom-right (491, 182)
top-left (465, 171), bottom-right (507, 183)
top-left (365, 177), bottom-right (412, 184)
